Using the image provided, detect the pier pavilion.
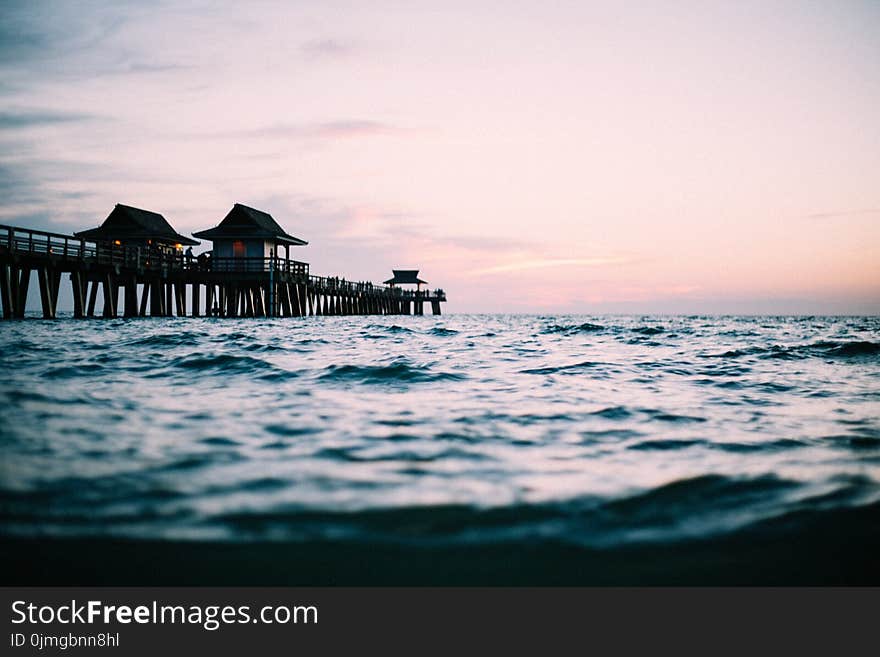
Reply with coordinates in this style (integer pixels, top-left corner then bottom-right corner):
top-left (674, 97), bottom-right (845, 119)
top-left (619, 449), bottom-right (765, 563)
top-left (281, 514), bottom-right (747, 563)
top-left (384, 270), bottom-right (428, 290)
top-left (192, 203), bottom-right (307, 271)
top-left (383, 270), bottom-right (441, 315)
top-left (74, 204), bottom-right (199, 254)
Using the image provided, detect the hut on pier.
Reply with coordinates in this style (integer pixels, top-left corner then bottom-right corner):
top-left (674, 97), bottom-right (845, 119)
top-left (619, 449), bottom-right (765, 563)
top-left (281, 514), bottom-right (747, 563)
top-left (74, 204), bottom-right (198, 254)
top-left (192, 203), bottom-right (307, 271)
top-left (384, 269), bottom-right (428, 291)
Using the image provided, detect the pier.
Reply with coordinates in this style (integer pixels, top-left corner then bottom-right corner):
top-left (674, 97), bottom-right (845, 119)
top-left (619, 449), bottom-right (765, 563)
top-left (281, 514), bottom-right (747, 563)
top-left (0, 221), bottom-right (447, 320)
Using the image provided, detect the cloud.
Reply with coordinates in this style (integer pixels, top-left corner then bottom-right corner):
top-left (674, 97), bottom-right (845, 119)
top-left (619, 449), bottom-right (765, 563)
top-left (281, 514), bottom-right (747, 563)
top-left (311, 120), bottom-right (394, 138)
top-left (469, 257), bottom-right (633, 275)
top-left (0, 1), bottom-right (50, 64)
top-left (0, 109), bottom-right (99, 130)
top-left (211, 120), bottom-right (398, 142)
top-left (0, 1), bottom-right (186, 90)
top-left (300, 38), bottom-right (358, 61)
top-left (805, 208), bottom-right (880, 219)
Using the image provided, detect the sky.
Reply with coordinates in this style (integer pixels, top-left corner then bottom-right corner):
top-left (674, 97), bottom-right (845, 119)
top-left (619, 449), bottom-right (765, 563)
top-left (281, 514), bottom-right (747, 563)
top-left (1, 0), bottom-right (878, 313)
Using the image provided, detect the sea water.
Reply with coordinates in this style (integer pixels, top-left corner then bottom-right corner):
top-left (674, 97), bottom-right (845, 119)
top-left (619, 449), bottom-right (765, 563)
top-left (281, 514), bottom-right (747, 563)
top-left (1, 314), bottom-right (879, 582)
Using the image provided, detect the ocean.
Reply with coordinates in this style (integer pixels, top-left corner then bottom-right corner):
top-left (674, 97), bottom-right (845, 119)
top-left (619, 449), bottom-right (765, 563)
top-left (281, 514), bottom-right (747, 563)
top-left (1, 314), bottom-right (879, 584)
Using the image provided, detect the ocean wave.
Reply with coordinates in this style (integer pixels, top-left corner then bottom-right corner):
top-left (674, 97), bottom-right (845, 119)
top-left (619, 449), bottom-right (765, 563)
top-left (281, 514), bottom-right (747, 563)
top-left (173, 353), bottom-right (282, 375)
top-left (368, 324), bottom-right (414, 334)
top-left (821, 341), bottom-right (880, 357)
top-left (126, 332), bottom-right (206, 348)
top-left (319, 360), bottom-right (465, 384)
top-left (429, 327), bottom-right (459, 336)
top-left (542, 322), bottom-right (604, 334)
top-left (704, 340), bottom-right (880, 361)
top-left (41, 363), bottom-right (106, 379)
top-left (520, 360), bottom-right (603, 375)
top-left (202, 473), bottom-right (835, 546)
top-left (628, 439), bottom-right (707, 451)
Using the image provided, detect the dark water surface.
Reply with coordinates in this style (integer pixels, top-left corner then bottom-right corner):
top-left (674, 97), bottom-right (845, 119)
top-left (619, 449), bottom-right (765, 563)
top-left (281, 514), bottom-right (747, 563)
top-left (2, 314), bottom-right (879, 583)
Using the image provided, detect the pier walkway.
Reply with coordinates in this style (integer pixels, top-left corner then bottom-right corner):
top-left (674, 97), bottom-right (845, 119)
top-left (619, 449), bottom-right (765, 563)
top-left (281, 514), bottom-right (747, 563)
top-left (0, 224), bottom-right (446, 319)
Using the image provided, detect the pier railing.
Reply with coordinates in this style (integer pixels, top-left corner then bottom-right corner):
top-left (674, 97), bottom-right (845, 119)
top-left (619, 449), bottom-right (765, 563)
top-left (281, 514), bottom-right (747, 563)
top-left (1, 225), bottom-right (312, 276)
top-left (305, 274), bottom-right (445, 299)
top-left (209, 256), bottom-right (308, 275)
top-left (3, 224), bottom-right (96, 261)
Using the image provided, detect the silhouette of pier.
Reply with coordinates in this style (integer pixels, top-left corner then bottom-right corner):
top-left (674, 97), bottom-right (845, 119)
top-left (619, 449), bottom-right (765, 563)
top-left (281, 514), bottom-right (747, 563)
top-left (0, 212), bottom-right (446, 320)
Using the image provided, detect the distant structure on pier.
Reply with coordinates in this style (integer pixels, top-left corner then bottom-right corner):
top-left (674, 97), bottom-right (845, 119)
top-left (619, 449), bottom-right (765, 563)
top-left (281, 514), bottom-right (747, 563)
top-left (193, 203), bottom-right (307, 267)
top-left (74, 204), bottom-right (198, 254)
top-left (384, 270), bottom-right (428, 291)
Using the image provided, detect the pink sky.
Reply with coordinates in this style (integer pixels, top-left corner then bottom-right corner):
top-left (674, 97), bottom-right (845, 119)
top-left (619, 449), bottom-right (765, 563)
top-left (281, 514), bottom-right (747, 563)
top-left (1, 1), bottom-right (878, 313)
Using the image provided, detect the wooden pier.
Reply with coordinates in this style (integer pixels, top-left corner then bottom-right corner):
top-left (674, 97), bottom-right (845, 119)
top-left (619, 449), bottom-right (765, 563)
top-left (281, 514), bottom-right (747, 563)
top-left (0, 224), bottom-right (447, 320)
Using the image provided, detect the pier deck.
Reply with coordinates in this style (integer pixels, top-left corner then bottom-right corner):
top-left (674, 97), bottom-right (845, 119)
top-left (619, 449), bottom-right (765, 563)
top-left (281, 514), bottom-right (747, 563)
top-left (0, 224), bottom-right (446, 319)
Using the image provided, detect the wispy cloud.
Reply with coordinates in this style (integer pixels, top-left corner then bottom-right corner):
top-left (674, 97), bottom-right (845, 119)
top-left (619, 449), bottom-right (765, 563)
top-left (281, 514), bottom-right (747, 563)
top-left (0, 108), bottom-right (99, 130)
top-left (805, 208), bottom-right (880, 219)
top-left (470, 257), bottom-right (632, 276)
top-left (209, 119), bottom-right (398, 142)
top-left (300, 38), bottom-right (358, 61)
top-left (310, 120), bottom-right (395, 138)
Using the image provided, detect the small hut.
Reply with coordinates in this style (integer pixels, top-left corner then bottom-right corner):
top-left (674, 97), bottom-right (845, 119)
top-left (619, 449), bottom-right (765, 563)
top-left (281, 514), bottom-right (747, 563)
top-left (384, 270), bottom-right (428, 291)
top-left (192, 203), bottom-right (307, 270)
top-left (75, 204), bottom-right (198, 254)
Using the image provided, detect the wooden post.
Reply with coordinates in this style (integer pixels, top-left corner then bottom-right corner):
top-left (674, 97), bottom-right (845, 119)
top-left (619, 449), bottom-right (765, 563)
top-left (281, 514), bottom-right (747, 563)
top-left (124, 276), bottom-right (138, 317)
top-left (245, 288), bottom-right (255, 317)
top-left (87, 279), bottom-right (99, 317)
top-left (431, 300), bottom-right (441, 315)
top-left (38, 268), bottom-right (55, 319)
top-left (226, 284), bottom-right (236, 317)
top-left (150, 280), bottom-right (161, 316)
top-left (175, 283), bottom-right (185, 317)
top-left (192, 283), bottom-right (200, 317)
top-left (71, 272), bottom-right (85, 319)
top-left (0, 265), bottom-right (12, 319)
top-left (253, 286), bottom-right (265, 317)
top-left (9, 267), bottom-right (19, 317)
top-left (292, 285), bottom-right (302, 316)
top-left (50, 271), bottom-right (61, 311)
top-left (102, 274), bottom-right (117, 318)
top-left (15, 268), bottom-right (30, 318)
top-left (280, 282), bottom-right (291, 316)
top-left (139, 282), bottom-right (149, 317)
top-left (165, 282), bottom-right (173, 317)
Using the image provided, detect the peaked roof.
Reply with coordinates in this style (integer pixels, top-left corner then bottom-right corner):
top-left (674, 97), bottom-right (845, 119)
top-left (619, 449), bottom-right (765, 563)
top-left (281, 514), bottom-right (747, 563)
top-left (75, 204), bottom-right (199, 245)
top-left (383, 269), bottom-right (428, 285)
top-left (192, 203), bottom-right (308, 246)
